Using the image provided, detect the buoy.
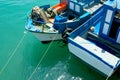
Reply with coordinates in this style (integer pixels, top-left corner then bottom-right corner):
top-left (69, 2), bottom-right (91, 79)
top-left (52, 3), bottom-right (67, 13)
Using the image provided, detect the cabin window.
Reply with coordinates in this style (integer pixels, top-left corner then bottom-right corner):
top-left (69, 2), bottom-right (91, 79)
top-left (109, 18), bottom-right (120, 39)
top-left (89, 1), bottom-right (94, 5)
top-left (83, 4), bottom-right (88, 8)
top-left (69, 2), bottom-right (74, 10)
top-left (105, 10), bottom-right (113, 23)
top-left (116, 30), bottom-right (120, 44)
top-left (109, 11), bottom-right (120, 39)
top-left (102, 23), bottom-right (109, 35)
top-left (75, 4), bottom-right (80, 13)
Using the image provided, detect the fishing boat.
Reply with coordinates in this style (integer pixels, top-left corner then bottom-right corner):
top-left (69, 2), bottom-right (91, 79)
top-left (25, 0), bottom-right (104, 43)
top-left (68, 0), bottom-right (120, 78)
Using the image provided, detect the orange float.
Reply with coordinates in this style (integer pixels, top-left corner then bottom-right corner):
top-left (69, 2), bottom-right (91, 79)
top-left (52, 3), bottom-right (67, 13)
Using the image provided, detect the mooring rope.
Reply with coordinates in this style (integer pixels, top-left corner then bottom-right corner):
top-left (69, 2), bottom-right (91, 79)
top-left (28, 33), bottom-right (59, 80)
top-left (0, 31), bottom-right (28, 76)
top-left (105, 68), bottom-right (115, 80)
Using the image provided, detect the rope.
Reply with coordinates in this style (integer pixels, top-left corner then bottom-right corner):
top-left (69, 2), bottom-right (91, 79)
top-left (105, 67), bottom-right (116, 80)
top-left (28, 33), bottom-right (58, 80)
top-left (0, 31), bottom-right (28, 76)
top-left (105, 60), bottom-right (120, 80)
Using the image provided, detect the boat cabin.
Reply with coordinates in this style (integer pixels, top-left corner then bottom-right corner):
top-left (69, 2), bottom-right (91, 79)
top-left (99, 0), bottom-right (120, 44)
top-left (68, 0), bottom-right (102, 14)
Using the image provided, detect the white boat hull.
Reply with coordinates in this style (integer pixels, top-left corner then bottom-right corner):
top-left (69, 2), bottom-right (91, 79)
top-left (32, 32), bottom-right (62, 41)
top-left (68, 36), bottom-right (120, 77)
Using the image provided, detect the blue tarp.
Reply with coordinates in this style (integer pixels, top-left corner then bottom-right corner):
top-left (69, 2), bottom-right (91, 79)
top-left (53, 15), bottom-right (67, 33)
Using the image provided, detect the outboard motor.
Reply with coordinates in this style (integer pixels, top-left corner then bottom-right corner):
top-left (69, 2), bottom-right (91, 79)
top-left (62, 28), bottom-right (73, 43)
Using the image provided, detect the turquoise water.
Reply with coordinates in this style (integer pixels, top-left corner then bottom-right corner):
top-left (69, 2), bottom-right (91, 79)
top-left (0, 0), bottom-right (119, 80)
